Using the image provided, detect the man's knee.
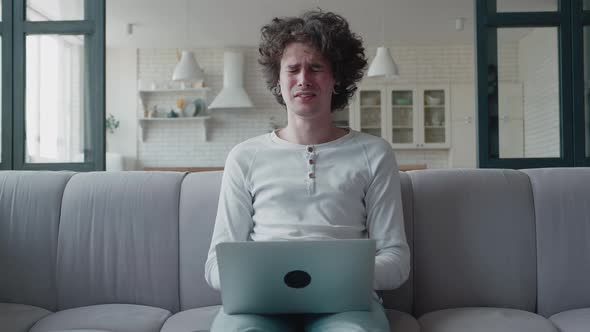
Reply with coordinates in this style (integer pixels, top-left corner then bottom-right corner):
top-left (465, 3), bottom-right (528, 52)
top-left (210, 308), bottom-right (297, 332)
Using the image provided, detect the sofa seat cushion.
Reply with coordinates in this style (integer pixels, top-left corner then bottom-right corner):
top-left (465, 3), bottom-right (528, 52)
top-left (160, 305), bottom-right (219, 332)
top-left (160, 305), bottom-right (418, 332)
top-left (549, 308), bottom-right (590, 332)
top-left (0, 303), bottom-right (52, 332)
top-left (29, 304), bottom-right (171, 332)
top-left (418, 307), bottom-right (558, 332)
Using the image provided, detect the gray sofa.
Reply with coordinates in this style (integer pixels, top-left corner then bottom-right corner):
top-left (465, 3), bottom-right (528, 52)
top-left (1, 168), bottom-right (589, 332)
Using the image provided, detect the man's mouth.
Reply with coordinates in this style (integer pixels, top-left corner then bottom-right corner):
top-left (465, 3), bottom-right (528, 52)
top-left (294, 91), bottom-right (316, 100)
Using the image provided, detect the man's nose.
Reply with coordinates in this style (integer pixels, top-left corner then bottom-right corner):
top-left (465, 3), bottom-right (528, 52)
top-left (297, 69), bottom-right (312, 87)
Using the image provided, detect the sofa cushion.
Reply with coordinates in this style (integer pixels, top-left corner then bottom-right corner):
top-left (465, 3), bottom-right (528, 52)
top-left (160, 305), bottom-right (418, 332)
top-left (0, 303), bottom-right (52, 332)
top-left (549, 308), bottom-right (590, 332)
top-left (385, 309), bottom-right (420, 332)
top-left (409, 169), bottom-right (537, 316)
top-left (0, 171), bottom-right (73, 311)
top-left (178, 172), bottom-right (223, 311)
top-left (418, 307), bottom-right (558, 332)
top-left (56, 172), bottom-right (185, 312)
top-left (522, 168), bottom-right (590, 317)
top-left (29, 304), bottom-right (171, 332)
top-left (160, 305), bottom-right (219, 332)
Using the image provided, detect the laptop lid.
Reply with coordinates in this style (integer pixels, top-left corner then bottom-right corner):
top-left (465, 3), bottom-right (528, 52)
top-left (216, 239), bottom-right (376, 314)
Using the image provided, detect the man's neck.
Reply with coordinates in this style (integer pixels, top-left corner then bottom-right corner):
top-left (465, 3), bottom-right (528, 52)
top-left (277, 113), bottom-right (348, 145)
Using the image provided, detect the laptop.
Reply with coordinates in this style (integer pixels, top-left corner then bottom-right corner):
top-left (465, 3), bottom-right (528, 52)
top-left (216, 239), bottom-right (376, 314)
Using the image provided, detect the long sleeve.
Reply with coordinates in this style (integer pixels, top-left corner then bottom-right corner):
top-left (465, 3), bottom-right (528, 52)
top-left (204, 147), bottom-right (256, 290)
top-left (364, 142), bottom-right (411, 290)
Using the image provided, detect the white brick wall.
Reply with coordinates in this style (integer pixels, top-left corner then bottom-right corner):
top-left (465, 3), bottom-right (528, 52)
top-left (135, 43), bottom-right (519, 169)
top-left (517, 28), bottom-right (560, 158)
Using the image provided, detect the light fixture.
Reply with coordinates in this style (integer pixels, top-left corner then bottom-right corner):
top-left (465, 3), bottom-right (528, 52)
top-left (367, 0), bottom-right (399, 78)
top-left (171, 0), bottom-right (205, 88)
top-left (172, 51), bottom-right (204, 88)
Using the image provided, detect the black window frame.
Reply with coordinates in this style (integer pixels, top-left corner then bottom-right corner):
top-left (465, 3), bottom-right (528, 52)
top-left (1, 0), bottom-right (105, 171)
top-left (475, 0), bottom-right (587, 168)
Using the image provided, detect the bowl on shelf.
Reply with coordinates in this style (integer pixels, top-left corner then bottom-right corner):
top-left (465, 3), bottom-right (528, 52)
top-left (426, 95), bottom-right (442, 106)
top-left (394, 98), bottom-right (411, 105)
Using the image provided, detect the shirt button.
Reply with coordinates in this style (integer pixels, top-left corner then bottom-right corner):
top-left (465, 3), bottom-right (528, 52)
top-left (307, 146), bottom-right (314, 153)
top-left (308, 159), bottom-right (314, 165)
top-left (308, 172), bottom-right (315, 179)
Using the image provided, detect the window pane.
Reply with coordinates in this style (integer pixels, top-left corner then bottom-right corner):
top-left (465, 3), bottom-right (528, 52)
top-left (497, 27), bottom-right (560, 158)
top-left (497, 0), bottom-right (558, 13)
top-left (27, 0), bottom-right (84, 21)
top-left (585, 0), bottom-right (590, 11)
top-left (585, 27), bottom-right (590, 158)
top-left (26, 35), bottom-right (86, 163)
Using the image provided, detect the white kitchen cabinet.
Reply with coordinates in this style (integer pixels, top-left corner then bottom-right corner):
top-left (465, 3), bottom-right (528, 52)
top-left (349, 85), bottom-right (450, 149)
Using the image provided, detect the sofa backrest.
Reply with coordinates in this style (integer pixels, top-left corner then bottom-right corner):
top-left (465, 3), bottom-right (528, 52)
top-left (55, 172), bottom-right (184, 312)
top-left (409, 169), bottom-right (537, 317)
top-left (178, 171), bottom-right (223, 310)
top-left (523, 168), bottom-right (590, 317)
top-left (0, 171), bottom-right (73, 311)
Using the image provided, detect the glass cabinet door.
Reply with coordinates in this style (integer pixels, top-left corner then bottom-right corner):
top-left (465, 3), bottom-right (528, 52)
top-left (423, 89), bottom-right (447, 144)
top-left (359, 90), bottom-right (382, 137)
top-left (391, 90), bottom-right (414, 144)
top-left (332, 106), bottom-right (350, 129)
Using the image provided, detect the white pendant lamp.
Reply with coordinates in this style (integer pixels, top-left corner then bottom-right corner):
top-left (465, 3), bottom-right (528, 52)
top-left (367, 0), bottom-right (399, 78)
top-left (368, 47), bottom-right (399, 78)
top-left (172, 51), bottom-right (204, 84)
top-left (172, 0), bottom-right (205, 87)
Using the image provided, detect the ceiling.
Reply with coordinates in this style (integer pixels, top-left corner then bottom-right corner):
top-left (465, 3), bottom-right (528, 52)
top-left (106, 0), bottom-right (477, 48)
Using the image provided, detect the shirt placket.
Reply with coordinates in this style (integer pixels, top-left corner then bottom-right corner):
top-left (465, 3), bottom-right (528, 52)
top-left (305, 145), bottom-right (316, 195)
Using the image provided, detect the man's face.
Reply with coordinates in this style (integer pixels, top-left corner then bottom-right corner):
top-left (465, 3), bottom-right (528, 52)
top-left (279, 42), bottom-right (335, 118)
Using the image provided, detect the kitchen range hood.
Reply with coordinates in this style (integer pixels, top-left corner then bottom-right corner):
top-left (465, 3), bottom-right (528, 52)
top-left (208, 51), bottom-right (254, 109)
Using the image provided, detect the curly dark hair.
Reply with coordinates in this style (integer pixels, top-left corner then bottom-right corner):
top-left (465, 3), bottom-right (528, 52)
top-left (258, 10), bottom-right (367, 112)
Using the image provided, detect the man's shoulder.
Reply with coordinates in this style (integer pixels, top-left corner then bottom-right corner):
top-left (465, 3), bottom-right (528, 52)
top-left (351, 130), bottom-right (392, 153)
top-left (227, 133), bottom-right (270, 162)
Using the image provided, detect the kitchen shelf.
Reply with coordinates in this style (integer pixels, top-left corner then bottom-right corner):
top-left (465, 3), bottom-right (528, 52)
top-left (138, 116), bottom-right (211, 142)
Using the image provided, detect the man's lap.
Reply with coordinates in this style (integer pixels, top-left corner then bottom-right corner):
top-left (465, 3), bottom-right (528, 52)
top-left (210, 298), bottom-right (390, 332)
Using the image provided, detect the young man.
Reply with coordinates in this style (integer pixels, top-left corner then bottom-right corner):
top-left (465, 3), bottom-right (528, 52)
top-left (205, 10), bottom-right (410, 331)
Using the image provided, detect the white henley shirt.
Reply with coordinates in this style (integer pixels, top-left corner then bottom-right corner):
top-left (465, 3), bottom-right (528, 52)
top-left (205, 129), bottom-right (410, 291)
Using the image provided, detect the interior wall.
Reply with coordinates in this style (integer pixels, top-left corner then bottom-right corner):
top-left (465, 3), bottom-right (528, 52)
top-left (106, 48), bottom-right (138, 170)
